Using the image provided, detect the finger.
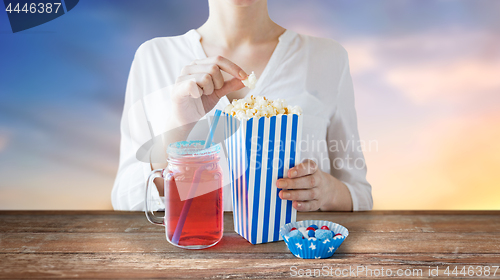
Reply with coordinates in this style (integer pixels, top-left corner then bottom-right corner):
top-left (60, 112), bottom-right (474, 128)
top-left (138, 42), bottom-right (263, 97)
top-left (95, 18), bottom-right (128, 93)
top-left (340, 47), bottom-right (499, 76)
top-left (279, 187), bottom-right (319, 201)
top-left (293, 200), bottom-right (321, 212)
top-left (195, 73), bottom-right (215, 96)
top-left (178, 74), bottom-right (215, 96)
top-left (175, 78), bottom-right (203, 98)
top-left (180, 64), bottom-right (224, 89)
top-left (288, 159), bottom-right (318, 178)
top-left (276, 174), bottom-right (318, 190)
top-left (213, 77), bottom-right (245, 99)
top-left (194, 56), bottom-right (247, 79)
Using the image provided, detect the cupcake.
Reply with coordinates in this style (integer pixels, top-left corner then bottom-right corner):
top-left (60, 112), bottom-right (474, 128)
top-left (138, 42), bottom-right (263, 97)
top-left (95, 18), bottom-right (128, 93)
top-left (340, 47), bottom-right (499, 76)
top-left (280, 220), bottom-right (349, 259)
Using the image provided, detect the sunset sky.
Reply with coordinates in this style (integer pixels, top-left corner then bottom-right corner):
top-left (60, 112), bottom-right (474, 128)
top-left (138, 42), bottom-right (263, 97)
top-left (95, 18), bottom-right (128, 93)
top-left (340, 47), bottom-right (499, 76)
top-left (1, 0), bottom-right (499, 210)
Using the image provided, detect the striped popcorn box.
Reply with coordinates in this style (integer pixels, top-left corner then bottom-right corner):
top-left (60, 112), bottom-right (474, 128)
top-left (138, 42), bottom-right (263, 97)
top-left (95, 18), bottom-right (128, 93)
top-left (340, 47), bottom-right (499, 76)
top-left (224, 113), bottom-right (303, 244)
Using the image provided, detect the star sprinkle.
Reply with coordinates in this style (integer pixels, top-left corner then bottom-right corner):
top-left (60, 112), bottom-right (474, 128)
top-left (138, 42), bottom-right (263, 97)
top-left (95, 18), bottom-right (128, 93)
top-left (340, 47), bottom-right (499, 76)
top-left (309, 243), bottom-right (316, 250)
top-left (328, 246), bottom-right (335, 253)
top-left (295, 243), bottom-right (303, 250)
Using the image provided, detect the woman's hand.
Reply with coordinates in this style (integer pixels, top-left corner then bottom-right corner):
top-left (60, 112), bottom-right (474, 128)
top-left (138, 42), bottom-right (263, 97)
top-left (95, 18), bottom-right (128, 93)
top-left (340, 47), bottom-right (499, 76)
top-left (153, 56), bottom-right (246, 173)
top-left (277, 159), bottom-right (353, 211)
top-left (171, 56), bottom-right (247, 127)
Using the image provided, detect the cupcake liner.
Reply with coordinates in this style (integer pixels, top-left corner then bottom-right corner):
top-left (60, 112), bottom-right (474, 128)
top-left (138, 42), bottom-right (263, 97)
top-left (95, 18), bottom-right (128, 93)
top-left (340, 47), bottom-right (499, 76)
top-left (224, 113), bottom-right (303, 244)
top-left (280, 220), bottom-right (349, 259)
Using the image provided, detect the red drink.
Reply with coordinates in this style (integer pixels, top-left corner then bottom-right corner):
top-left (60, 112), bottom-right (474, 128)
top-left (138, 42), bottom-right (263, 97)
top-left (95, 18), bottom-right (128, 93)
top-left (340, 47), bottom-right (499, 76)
top-left (165, 171), bottom-right (223, 248)
top-left (145, 141), bottom-right (223, 249)
top-left (163, 141), bottom-right (224, 249)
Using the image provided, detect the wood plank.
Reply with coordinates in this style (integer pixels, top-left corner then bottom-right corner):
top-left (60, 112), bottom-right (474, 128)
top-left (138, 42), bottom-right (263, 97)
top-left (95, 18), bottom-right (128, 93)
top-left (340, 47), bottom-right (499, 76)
top-left (1, 211), bottom-right (499, 279)
top-left (1, 232), bottom-right (499, 254)
top-left (1, 212), bottom-right (500, 233)
top-left (1, 253), bottom-right (499, 279)
top-left (2, 210), bottom-right (500, 215)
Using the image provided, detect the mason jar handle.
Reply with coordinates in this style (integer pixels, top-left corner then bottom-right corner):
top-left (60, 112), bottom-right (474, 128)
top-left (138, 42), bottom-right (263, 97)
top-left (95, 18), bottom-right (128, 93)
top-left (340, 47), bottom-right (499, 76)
top-left (145, 169), bottom-right (164, 225)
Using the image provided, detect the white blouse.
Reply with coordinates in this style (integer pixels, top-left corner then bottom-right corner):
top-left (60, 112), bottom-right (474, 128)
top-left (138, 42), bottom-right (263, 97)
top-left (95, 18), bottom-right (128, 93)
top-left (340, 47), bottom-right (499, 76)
top-left (112, 29), bottom-right (373, 212)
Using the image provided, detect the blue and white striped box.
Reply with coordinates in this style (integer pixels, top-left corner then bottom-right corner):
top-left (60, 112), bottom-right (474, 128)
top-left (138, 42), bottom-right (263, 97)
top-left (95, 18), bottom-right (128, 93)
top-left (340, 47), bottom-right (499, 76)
top-left (224, 113), bottom-right (303, 244)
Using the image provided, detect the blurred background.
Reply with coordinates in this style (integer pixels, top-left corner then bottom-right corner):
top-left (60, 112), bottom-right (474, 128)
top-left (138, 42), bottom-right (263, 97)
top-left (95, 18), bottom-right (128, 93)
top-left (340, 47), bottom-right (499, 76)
top-left (1, 0), bottom-right (499, 210)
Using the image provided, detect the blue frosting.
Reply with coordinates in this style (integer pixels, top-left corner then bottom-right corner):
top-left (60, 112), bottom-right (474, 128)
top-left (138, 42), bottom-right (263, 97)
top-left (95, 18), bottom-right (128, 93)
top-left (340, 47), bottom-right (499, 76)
top-left (315, 229), bottom-right (333, 240)
top-left (285, 230), bottom-right (303, 240)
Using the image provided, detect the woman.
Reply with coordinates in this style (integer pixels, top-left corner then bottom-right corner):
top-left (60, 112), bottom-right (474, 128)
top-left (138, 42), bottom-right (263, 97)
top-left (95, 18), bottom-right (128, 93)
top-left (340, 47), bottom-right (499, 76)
top-left (112, 0), bottom-right (372, 212)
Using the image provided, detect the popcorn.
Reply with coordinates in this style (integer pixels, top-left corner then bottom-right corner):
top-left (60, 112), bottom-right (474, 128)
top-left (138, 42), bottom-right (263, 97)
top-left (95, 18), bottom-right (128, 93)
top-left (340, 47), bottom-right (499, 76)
top-left (236, 110), bottom-right (249, 120)
top-left (246, 108), bottom-right (258, 116)
top-left (289, 105), bottom-right (303, 115)
top-left (242, 71), bottom-right (257, 89)
top-left (224, 104), bottom-right (234, 115)
top-left (224, 95), bottom-right (302, 120)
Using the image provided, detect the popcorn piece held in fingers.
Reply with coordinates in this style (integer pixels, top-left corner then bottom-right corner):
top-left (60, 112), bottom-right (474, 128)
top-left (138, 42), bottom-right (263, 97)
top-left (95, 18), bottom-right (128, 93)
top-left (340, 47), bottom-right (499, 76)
top-left (242, 71), bottom-right (257, 89)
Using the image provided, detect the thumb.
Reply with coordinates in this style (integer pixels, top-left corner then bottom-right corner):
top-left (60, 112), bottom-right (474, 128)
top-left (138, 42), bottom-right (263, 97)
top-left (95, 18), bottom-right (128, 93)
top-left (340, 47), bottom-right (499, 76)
top-left (214, 78), bottom-right (245, 99)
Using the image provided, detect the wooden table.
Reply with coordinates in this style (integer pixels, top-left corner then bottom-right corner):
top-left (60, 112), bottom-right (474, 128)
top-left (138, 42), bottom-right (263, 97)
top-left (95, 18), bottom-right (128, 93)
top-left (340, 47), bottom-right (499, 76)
top-left (1, 211), bottom-right (499, 279)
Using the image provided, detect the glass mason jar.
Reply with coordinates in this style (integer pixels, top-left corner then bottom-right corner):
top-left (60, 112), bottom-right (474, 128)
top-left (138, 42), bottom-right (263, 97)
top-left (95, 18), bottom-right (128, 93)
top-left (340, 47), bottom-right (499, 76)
top-left (145, 140), bottom-right (224, 249)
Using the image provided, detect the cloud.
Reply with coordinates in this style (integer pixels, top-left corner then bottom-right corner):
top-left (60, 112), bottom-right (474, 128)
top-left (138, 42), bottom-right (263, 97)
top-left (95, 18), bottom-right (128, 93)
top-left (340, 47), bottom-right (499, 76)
top-left (366, 111), bottom-right (500, 210)
top-left (343, 28), bottom-right (500, 104)
top-left (342, 43), bottom-right (377, 74)
top-left (385, 59), bottom-right (500, 104)
top-left (0, 133), bottom-right (9, 152)
top-left (341, 27), bottom-right (500, 210)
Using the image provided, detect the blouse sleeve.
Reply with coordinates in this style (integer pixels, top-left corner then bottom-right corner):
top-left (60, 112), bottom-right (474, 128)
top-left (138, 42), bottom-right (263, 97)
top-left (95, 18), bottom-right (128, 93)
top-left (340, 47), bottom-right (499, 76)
top-left (326, 49), bottom-right (373, 211)
top-left (111, 43), bottom-right (164, 211)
